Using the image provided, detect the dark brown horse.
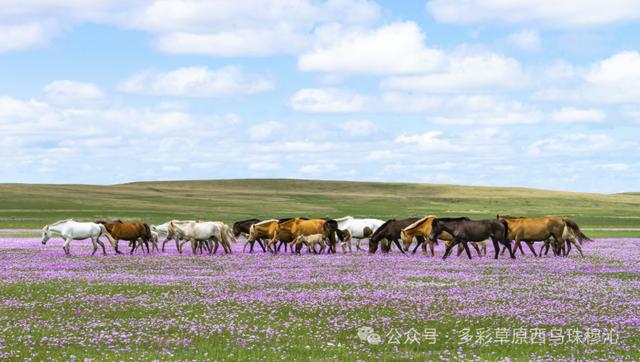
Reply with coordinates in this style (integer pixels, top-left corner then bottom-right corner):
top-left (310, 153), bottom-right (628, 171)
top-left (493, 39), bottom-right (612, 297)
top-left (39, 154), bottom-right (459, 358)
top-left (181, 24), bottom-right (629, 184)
top-left (368, 218), bottom-right (422, 254)
top-left (96, 220), bottom-right (151, 255)
top-left (430, 218), bottom-right (515, 260)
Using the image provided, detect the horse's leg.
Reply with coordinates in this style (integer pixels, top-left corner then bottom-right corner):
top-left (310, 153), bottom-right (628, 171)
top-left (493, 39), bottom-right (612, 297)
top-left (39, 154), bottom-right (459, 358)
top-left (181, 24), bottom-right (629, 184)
top-left (462, 241), bottom-right (473, 259)
top-left (500, 245), bottom-right (507, 256)
top-left (525, 241), bottom-right (538, 257)
top-left (499, 237), bottom-right (516, 259)
top-left (90, 237), bottom-right (98, 256)
top-left (442, 240), bottom-right (459, 260)
top-left (491, 238), bottom-right (500, 259)
top-left (256, 239), bottom-right (266, 252)
top-left (470, 242), bottom-right (481, 257)
top-left (63, 238), bottom-right (72, 256)
top-left (393, 239), bottom-right (406, 255)
top-left (456, 243), bottom-right (464, 257)
top-left (429, 239), bottom-right (435, 257)
top-left (95, 237), bottom-right (107, 256)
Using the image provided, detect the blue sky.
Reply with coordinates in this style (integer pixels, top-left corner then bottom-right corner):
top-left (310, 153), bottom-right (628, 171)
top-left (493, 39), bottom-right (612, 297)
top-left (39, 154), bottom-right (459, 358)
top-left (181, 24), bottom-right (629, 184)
top-left (0, 1), bottom-right (639, 192)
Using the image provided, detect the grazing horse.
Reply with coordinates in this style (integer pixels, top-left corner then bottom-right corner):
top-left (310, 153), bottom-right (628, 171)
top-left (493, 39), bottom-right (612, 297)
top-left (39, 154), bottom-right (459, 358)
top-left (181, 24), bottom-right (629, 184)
top-left (430, 218), bottom-right (515, 260)
top-left (97, 220), bottom-right (151, 255)
top-left (400, 216), bottom-right (486, 257)
top-left (41, 219), bottom-right (113, 256)
top-left (335, 216), bottom-right (385, 251)
top-left (368, 218), bottom-right (421, 254)
top-left (234, 219), bottom-right (265, 252)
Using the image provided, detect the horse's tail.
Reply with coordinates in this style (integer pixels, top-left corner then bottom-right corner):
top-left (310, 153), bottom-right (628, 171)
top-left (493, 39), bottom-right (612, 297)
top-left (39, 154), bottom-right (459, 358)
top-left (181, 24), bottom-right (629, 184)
top-left (563, 218), bottom-right (592, 243)
top-left (143, 223), bottom-right (152, 240)
top-left (98, 224), bottom-right (118, 248)
top-left (222, 224), bottom-right (237, 244)
top-left (499, 219), bottom-right (510, 241)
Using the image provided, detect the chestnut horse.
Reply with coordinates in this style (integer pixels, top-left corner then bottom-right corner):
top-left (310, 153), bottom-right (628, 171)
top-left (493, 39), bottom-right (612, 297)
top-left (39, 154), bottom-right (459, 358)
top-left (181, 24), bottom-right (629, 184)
top-left (234, 219), bottom-right (264, 252)
top-left (96, 220), bottom-right (151, 255)
top-left (289, 218), bottom-right (343, 254)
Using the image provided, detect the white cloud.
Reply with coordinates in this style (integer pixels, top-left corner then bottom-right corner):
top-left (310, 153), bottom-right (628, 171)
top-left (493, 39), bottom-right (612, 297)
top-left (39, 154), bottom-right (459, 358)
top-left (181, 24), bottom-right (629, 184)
top-left (426, 0), bottom-right (640, 27)
top-left (118, 66), bottom-right (273, 97)
top-left (550, 107), bottom-right (605, 123)
top-left (593, 163), bottom-right (631, 171)
top-left (340, 120), bottom-right (376, 136)
top-left (381, 51), bottom-right (527, 93)
top-left (506, 29), bottom-right (542, 52)
top-left (299, 21), bottom-right (444, 75)
top-left (300, 163), bottom-right (336, 174)
top-left (0, 23), bottom-right (49, 53)
top-left (43, 80), bottom-right (104, 104)
top-left (395, 131), bottom-right (457, 151)
top-left (249, 121), bottom-right (283, 141)
top-left (290, 88), bottom-right (368, 113)
top-left (534, 51), bottom-right (640, 104)
top-left (132, 0), bottom-right (380, 56)
top-left (528, 133), bottom-right (614, 156)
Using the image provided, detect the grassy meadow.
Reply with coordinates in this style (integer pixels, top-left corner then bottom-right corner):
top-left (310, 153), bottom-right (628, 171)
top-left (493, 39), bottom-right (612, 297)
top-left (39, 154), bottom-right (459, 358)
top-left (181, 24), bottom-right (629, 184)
top-left (1, 179), bottom-right (639, 233)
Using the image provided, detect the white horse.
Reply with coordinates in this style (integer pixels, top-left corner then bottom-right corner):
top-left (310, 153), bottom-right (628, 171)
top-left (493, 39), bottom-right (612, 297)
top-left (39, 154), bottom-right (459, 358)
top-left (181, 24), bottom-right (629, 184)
top-left (151, 222), bottom-right (175, 252)
top-left (335, 216), bottom-right (385, 252)
top-left (169, 221), bottom-right (236, 255)
top-left (41, 219), bottom-right (113, 256)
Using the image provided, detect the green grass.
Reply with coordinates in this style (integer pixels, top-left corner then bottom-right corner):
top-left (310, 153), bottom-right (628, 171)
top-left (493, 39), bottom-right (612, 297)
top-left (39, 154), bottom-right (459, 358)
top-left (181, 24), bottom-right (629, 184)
top-left (1, 179), bottom-right (639, 232)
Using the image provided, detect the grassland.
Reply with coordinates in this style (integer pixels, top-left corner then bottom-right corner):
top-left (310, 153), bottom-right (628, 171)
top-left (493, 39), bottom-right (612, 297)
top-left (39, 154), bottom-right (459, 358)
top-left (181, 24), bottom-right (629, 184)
top-left (1, 179), bottom-right (639, 233)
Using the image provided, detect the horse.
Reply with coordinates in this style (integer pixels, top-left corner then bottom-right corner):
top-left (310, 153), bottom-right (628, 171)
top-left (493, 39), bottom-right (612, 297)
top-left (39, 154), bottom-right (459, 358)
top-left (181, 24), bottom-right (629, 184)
top-left (169, 221), bottom-right (235, 255)
top-left (41, 219), bottom-right (113, 256)
top-left (151, 222), bottom-right (178, 252)
top-left (264, 218), bottom-right (304, 253)
top-left (289, 218), bottom-right (343, 254)
top-left (131, 229), bottom-right (160, 254)
top-left (96, 220), bottom-right (151, 255)
top-left (234, 219), bottom-right (265, 252)
top-left (368, 218), bottom-right (421, 254)
top-left (496, 215), bottom-right (589, 257)
top-left (400, 216), bottom-right (486, 257)
top-left (339, 229), bottom-right (354, 253)
top-left (429, 218), bottom-right (515, 260)
top-left (247, 219), bottom-right (279, 252)
top-left (335, 216), bottom-right (385, 251)
top-left (293, 234), bottom-right (330, 254)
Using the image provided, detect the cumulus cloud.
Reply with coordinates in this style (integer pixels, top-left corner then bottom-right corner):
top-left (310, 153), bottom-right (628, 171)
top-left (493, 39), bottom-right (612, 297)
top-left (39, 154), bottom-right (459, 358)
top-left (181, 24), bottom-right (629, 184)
top-left (426, 0), bottom-right (640, 27)
top-left (550, 107), bottom-right (605, 123)
top-left (528, 133), bottom-right (614, 156)
top-left (0, 23), bottom-right (50, 53)
top-left (381, 51), bottom-right (527, 92)
top-left (299, 21), bottom-right (444, 74)
top-left (118, 66), bottom-right (273, 97)
top-left (395, 131), bottom-right (458, 151)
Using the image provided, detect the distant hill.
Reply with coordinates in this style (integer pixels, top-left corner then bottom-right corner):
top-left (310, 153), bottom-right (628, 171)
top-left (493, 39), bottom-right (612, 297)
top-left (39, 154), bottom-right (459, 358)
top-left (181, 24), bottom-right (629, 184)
top-left (1, 179), bottom-right (639, 228)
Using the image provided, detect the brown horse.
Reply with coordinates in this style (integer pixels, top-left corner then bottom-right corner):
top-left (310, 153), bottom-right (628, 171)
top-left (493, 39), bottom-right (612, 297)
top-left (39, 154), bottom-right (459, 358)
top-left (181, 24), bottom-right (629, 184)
top-left (265, 218), bottom-right (306, 253)
top-left (496, 215), bottom-right (588, 257)
top-left (401, 216), bottom-right (486, 257)
top-left (290, 218), bottom-right (342, 254)
top-left (96, 220), bottom-right (151, 255)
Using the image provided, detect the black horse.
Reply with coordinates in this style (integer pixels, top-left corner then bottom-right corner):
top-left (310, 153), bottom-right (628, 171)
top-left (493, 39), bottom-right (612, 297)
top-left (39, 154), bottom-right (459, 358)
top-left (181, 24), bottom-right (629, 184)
top-left (409, 217), bottom-right (472, 255)
top-left (369, 218), bottom-right (424, 254)
top-left (233, 219), bottom-right (264, 253)
top-left (430, 218), bottom-right (515, 260)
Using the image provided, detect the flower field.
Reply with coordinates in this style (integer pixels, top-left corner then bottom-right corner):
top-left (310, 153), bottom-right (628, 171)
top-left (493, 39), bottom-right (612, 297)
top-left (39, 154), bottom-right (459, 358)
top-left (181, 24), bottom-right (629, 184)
top-left (0, 236), bottom-right (639, 361)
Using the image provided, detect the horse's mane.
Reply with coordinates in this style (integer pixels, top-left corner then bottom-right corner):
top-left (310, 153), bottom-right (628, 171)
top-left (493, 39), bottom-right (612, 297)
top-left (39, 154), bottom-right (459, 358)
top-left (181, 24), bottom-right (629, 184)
top-left (439, 217), bottom-right (471, 222)
top-left (234, 218), bottom-right (261, 225)
top-left (50, 219), bottom-right (74, 227)
top-left (404, 215), bottom-right (437, 233)
top-left (255, 219), bottom-right (278, 226)
top-left (334, 216), bottom-right (353, 222)
top-left (498, 215), bottom-right (525, 220)
top-left (371, 219), bottom-right (395, 239)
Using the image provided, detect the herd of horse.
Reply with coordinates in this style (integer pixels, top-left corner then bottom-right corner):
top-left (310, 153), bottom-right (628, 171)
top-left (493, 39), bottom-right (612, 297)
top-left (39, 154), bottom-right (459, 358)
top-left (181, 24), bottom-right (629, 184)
top-left (39, 215), bottom-right (592, 259)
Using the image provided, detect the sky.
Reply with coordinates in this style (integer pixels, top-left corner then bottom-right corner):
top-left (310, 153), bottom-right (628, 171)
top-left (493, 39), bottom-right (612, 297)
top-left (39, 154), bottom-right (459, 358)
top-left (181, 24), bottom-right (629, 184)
top-left (0, 1), bottom-right (639, 193)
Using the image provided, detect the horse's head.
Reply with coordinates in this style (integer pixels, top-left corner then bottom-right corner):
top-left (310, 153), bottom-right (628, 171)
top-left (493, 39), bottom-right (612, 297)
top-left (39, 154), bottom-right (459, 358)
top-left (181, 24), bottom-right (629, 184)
top-left (41, 225), bottom-right (50, 244)
top-left (400, 229), bottom-right (413, 251)
top-left (429, 219), bottom-right (443, 241)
